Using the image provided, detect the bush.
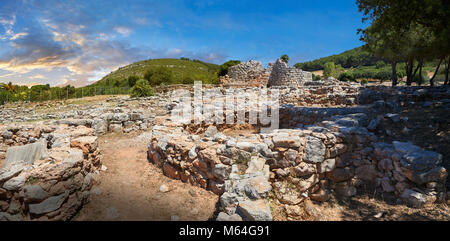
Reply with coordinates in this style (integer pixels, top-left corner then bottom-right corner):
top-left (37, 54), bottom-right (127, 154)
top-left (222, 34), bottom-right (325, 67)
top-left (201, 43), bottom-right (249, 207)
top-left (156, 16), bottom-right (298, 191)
top-left (217, 60), bottom-right (241, 77)
top-left (361, 79), bottom-right (369, 85)
top-left (127, 75), bottom-right (139, 87)
top-left (280, 54), bottom-right (290, 63)
top-left (323, 62), bottom-right (336, 78)
top-left (130, 79), bottom-right (154, 97)
top-left (182, 76), bottom-right (195, 84)
top-left (374, 70), bottom-right (391, 81)
top-left (144, 67), bottom-right (173, 86)
top-left (312, 74), bottom-right (321, 81)
top-left (338, 72), bottom-right (355, 82)
top-left (375, 61), bottom-right (386, 69)
top-left (412, 73), bottom-right (430, 85)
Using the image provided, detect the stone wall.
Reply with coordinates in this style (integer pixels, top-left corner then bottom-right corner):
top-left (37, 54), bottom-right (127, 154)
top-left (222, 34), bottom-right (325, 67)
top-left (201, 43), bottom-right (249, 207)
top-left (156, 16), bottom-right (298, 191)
top-left (268, 59), bottom-right (313, 87)
top-left (220, 60), bottom-right (270, 87)
top-left (146, 85), bottom-right (449, 221)
top-left (0, 124), bottom-right (101, 221)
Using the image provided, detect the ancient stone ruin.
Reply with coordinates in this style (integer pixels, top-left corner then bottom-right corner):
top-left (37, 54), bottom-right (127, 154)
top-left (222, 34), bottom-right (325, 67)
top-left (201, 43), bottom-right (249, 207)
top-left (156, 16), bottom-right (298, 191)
top-left (268, 59), bottom-right (313, 87)
top-left (220, 58), bottom-right (312, 88)
top-left (219, 60), bottom-right (270, 87)
top-left (147, 84), bottom-right (449, 221)
top-left (0, 124), bottom-right (100, 221)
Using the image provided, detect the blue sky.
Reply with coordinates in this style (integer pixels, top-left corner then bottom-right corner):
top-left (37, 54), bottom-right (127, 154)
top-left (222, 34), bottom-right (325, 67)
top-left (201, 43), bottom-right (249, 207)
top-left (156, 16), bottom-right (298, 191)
top-left (0, 0), bottom-right (368, 86)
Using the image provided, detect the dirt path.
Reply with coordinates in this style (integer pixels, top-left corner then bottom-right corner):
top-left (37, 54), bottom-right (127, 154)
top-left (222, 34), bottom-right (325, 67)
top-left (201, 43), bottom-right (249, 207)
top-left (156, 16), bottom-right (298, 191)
top-left (74, 132), bottom-right (219, 221)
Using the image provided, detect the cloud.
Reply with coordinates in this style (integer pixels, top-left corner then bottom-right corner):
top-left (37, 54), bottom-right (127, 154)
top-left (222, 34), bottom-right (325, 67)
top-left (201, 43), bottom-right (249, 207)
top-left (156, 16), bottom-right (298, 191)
top-left (114, 26), bottom-right (133, 37)
top-left (0, 1), bottom-right (229, 86)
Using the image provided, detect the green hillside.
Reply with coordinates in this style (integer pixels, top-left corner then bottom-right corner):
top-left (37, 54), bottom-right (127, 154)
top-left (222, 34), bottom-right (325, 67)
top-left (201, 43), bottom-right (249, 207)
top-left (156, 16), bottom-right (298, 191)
top-left (91, 58), bottom-right (220, 87)
top-left (294, 46), bottom-right (382, 71)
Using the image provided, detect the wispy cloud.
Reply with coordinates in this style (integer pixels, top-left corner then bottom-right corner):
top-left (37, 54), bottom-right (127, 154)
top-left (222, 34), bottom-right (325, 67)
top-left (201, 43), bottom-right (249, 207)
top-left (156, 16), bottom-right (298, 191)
top-left (114, 26), bottom-right (133, 37)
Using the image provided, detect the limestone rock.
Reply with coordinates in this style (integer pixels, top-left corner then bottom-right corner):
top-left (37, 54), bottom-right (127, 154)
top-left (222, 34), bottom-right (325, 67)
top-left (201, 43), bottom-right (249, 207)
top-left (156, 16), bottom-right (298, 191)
top-left (5, 142), bottom-right (48, 166)
top-left (237, 199), bottom-right (272, 221)
top-left (305, 136), bottom-right (325, 163)
top-left (29, 191), bottom-right (69, 215)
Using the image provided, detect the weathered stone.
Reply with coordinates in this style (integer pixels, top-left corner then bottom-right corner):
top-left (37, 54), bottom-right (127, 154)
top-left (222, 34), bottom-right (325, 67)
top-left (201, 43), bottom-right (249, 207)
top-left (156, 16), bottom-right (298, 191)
top-left (298, 174), bottom-right (319, 192)
top-left (237, 199), bottom-right (272, 221)
top-left (245, 156), bottom-right (267, 175)
top-left (216, 212), bottom-right (243, 221)
top-left (355, 165), bottom-right (378, 182)
top-left (318, 159), bottom-right (336, 173)
top-left (5, 142), bottom-right (48, 166)
top-left (272, 134), bottom-right (301, 148)
top-left (3, 176), bottom-right (26, 191)
top-left (213, 164), bottom-right (231, 182)
top-left (23, 184), bottom-right (49, 202)
top-left (0, 160), bottom-right (28, 182)
top-left (400, 189), bottom-right (434, 208)
top-left (204, 126), bottom-right (218, 138)
top-left (326, 167), bottom-right (354, 183)
top-left (305, 136), bottom-right (325, 163)
top-left (405, 167), bottom-right (447, 185)
top-left (310, 188), bottom-right (330, 202)
top-left (29, 191), bottom-right (69, 215)
top-left (293, 162), bottom-right (316, 177)
top-left (244, 175), bottom-right (271, 199)
top-left (0, 212), bottom-right (22, 221)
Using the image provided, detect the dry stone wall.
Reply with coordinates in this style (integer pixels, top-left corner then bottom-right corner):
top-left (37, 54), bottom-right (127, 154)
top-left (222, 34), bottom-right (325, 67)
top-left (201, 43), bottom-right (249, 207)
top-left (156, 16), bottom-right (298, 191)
top-left (268, 59), bottom-right (313, 87)
top-left (0, 123), bottom-right (101, 221)
top-left (220, 61), bottom-right (270, 87)
top-left (147, 85), bottom-right (449, 221)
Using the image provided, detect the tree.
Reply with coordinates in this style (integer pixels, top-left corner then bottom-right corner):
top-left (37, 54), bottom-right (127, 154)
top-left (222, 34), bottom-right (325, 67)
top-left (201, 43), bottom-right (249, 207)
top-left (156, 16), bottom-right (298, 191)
top-left (216, 60), bottom-right (241, 77)
top-left (144, 67), bottom-right (174, 86)
top-left (323, 62), bottom-right (336, 78)
top-left (357, 0), bottom-right (450, 86)
top-left (127, 75), bottom-right (139, 87)
top-left (130, 79), bottom-right (155, 97)
top-left (280, 55), bottom-right (290, 63)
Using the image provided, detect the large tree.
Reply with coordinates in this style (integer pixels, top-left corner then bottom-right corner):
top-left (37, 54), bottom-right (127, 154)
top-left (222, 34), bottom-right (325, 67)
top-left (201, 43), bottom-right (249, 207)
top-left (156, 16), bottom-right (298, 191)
top-left (357, 0), bottom-right (450, 86)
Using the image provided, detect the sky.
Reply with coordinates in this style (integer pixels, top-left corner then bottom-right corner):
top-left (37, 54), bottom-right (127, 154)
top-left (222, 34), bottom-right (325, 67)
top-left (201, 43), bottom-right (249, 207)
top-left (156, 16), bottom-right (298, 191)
top-left (0, 0), bottom-right (369, 87)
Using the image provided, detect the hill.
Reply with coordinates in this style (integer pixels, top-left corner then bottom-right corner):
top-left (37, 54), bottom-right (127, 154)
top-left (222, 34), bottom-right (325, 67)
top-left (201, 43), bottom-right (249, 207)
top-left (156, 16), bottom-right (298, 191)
top-left (294, 46), bottom-right (381, 71)
top-left (91, 58), bottom-right (220, 87)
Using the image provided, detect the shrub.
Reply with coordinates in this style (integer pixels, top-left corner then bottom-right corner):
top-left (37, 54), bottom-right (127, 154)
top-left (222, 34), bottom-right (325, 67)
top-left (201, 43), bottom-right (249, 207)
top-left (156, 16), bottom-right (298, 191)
top-left (374, 70), bottom-right (391, 81)
top-left (361, 79), bottom-right (369, 84)
top-left (338, 72), bottom-right (355, 82)
top-left (412, 73), bottom-right (430, 85)
top-left (182, 76), bottom-right (195, 84)
top-left (323, 62), bottom-right (336, 78)
top-left (375, 61), bottom-right (386, 69)
top-left (144, 67), bottom-right (173, 86)
top-left (127, 75), bottom-right (139, 87)
top-left (312, 74), bottom-right (321, 81)
top-left (130, 79), bottom-right (154, 97)
top-left (216, 60), bottom-right (241, 77)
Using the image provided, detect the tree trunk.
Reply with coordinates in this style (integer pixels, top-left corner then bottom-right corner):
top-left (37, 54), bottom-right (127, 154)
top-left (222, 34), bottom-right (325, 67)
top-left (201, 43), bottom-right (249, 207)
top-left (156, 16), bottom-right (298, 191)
top-left (406, 58), bottom-right (414, 86)
top-left (411, 59), bottom-right (421, 85)
top-left (391, 61), bottom-right (398, 86)
top-left (430, 57), bottom-right (443, 86)
top-left (445, 56), bottom-right (450, 86)
top-left (418, 60), bottom-right (424, 86)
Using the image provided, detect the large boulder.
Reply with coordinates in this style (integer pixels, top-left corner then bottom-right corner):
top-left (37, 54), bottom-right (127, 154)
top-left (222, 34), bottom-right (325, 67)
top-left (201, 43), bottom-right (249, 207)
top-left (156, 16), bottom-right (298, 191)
top-left (4, 142), bottom-right (48, 167)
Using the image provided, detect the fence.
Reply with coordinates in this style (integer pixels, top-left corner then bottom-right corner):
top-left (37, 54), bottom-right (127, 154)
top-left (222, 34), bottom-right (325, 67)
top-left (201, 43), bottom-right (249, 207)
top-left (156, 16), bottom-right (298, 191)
top-left (0, 86), bottom-right (131, 105)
